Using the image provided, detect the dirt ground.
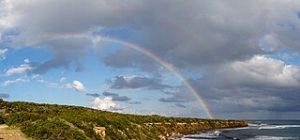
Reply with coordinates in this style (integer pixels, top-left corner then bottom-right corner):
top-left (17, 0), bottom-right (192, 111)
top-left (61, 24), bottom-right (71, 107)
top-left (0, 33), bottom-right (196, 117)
top-left (0, 124), bottom-right (28, 140)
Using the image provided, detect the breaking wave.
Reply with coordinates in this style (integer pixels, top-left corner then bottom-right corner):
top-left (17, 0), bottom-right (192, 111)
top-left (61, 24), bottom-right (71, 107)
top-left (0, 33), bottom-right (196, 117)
top-left (247, 136), bottom-right (298, 140)
top-left (258, 125), bottom-right (300, 130)
top-left (181, 130), bottom-right (221, 139)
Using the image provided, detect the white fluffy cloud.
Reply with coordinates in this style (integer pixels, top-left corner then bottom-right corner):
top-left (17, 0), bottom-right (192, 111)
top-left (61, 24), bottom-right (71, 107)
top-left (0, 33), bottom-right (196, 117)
top-left (216, 55), bottom-right (300, 88)
top-left (4, 60), bottom-right (32, 76)
top-left (35, 78), bottom-right (87, 92)
top-left (92, 97), bottom-right (117, 111)
top-left (199, 55), bottom-right (300, 91)
top-left (0, 48), bottom-right (8, 60)
top-left (71, 80), bottom-right (86, 92)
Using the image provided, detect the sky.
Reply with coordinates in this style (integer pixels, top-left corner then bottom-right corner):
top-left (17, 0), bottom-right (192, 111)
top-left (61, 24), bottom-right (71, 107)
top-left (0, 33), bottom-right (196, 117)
top-left (0, 0), bottom-right (300, 120)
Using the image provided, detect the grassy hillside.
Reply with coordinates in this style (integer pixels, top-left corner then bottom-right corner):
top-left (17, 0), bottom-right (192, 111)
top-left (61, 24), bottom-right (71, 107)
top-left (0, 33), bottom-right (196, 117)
top-left (0, 99), bottom-right (247, 140)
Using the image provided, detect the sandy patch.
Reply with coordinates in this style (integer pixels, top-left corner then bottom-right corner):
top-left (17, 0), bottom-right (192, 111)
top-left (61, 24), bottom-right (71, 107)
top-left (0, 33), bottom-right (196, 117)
top-left (0, 125), bottom-right (28, 140)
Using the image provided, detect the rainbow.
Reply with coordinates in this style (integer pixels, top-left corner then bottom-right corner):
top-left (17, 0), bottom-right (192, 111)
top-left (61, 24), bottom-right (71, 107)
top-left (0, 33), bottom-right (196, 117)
top-left (26, 33), bottom-right (214, 119)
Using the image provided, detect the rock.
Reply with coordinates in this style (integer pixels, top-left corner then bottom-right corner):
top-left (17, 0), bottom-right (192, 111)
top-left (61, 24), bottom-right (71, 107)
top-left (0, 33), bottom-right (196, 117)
top-left (94, 127), bottom-right (106, 139)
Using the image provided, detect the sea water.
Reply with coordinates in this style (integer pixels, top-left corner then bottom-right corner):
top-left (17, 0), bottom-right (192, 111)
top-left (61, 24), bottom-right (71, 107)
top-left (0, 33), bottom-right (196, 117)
top-left (176, 120), bottom-right (300, 140)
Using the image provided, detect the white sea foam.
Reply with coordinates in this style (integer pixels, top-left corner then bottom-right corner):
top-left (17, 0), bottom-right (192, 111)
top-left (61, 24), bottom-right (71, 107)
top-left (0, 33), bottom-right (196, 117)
top-left (178, 138), bottom-right (194, 140)
top-left (248, 123), bottom-right (259, 127)
top-left (176, 123), bottom-right (300, 140)
top-left (258, 125), bottom-right (300, 130)
top-left (248, 123), bottom-right (268, 127)
top-left (179, 130), bottom-right (221, 139)
top-left (247, 136), bottom-right (298, 140)
top-left (222, 126), bottom-right (253, 131)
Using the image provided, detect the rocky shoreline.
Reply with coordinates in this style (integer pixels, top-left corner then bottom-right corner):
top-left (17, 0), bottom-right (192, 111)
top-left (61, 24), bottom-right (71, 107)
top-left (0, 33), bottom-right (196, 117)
top-left (146, 120), bottom-right (248, 139)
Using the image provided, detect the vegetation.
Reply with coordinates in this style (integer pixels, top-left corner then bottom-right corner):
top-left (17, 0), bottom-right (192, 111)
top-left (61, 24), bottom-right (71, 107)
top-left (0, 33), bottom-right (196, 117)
top-left (0, 99), bottom-right (247, 140)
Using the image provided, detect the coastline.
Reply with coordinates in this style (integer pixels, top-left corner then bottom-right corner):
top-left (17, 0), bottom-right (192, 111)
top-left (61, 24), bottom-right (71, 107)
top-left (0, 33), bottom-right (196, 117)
top-left (173, 120), bottom-right (300, 140)
top-left (170, 126), bottom-right (248, 140)
top-left (151, 120), bottom-right (248, 139)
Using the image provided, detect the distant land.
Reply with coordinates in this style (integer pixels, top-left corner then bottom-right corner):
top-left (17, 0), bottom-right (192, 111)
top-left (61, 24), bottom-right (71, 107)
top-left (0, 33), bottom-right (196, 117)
top-left (0, 99), bottom-right (247, 140)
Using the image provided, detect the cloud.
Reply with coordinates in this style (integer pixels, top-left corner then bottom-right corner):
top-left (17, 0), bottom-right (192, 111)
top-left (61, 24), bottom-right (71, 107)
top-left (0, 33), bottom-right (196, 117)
top-left (1, 0), bottom-right (300, 75)
top-left (1, 77), bottom-right (27, 86)
top-left (102, 92), bottom-right (131, 102)
top-left (4, 60), bottom-right (32, 76)
top-left (108, 75), bottom-right (170, 90)
top-left (0, 93), bottom-right (9, 99)
top-left (203, 55), bottom-right (300, 89)
top-left (86, 93), bottom-right (100, 97)
top-left (2, 0), bottom-right (300, 73)
top-left (206, 91), bottom-right (300, 116)
top-left (59, 77), bottom-right (66, 82)
top-left (88, 92), bottom-right (130, 112)
top-left (97, 0), bottom-right (300, 69)
top-left (31, 38), bottom-right (91, 74)
top-left (159, 89), bottom-right (195, 103)
top-left (37, 79), bottom-right (72, 89)
top-left (92, 97), bottom-right (118, 111)
top-left (129, 101), bottom-right (141, 105)
top-left (102, 48), bottom-right (161, 73)
top-left (36, 78), bottom-right (88, 93)
top-left (187, 55), bottom-right (300, 118)
top-left (213, 95), bottom-right (282, 111)
top-left (86, 92), bottom-right (131, 102)
top-left (175, 103), bottom-right (186, 108)
top-left (1, 0), bottom-right (300, 119)
top-left (71, 80), bottom-right (86, 92)
top-left (0, 48), bottom-right (8, 60)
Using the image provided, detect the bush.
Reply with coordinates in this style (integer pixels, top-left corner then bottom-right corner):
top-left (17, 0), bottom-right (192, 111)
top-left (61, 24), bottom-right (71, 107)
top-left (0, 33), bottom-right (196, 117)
top-left (21, 118), bottom-right (89, 140)
top-left (0, 115), bottom-right (5, 124)
top-left (5, 112), bottom-right (43, 125)
top-left (0, 100), bottom-right (238, 140)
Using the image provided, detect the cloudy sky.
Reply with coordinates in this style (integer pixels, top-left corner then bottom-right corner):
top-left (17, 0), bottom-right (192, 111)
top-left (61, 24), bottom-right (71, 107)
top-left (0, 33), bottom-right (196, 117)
top-left (1, 0), bottom-right (300, 119)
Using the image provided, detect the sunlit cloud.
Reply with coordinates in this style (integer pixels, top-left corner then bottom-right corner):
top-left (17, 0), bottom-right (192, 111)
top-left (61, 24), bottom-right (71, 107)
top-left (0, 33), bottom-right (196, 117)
top-left (71, 80), bottom-right (86, 92)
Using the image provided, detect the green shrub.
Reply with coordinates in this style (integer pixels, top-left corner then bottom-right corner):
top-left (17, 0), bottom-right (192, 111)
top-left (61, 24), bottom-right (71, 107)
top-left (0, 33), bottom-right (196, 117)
top-left (21, 118), bottom-right (89, 140)
top-left (0, 115), bottom-right (5, 124)
top-left (0, 100), bottom-right (246, 140)
top-left (5, 112), bottom-right (42, 125)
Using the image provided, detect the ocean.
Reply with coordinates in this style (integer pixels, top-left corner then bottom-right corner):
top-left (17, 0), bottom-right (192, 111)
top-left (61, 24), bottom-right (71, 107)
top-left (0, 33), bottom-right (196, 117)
top-left (176, 120), bottom-right (300, 140)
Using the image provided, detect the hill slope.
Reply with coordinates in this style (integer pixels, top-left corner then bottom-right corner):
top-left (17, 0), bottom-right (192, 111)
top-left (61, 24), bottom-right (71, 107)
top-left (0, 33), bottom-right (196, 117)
top-left (0, 99), bottom-right (247, 140)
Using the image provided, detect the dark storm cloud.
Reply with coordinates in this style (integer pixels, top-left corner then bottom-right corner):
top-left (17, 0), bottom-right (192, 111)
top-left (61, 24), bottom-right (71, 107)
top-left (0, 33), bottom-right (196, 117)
top-left (99, 0), bottom-right (270, 68)
top-left (108, 75), bottom-right (170, 90)
top-left (102, 92), bottom-right (131, 102)
top-left (187, 56), bottom-right (300, 118)
top-left (3, 0), bottom-right (300, 72)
